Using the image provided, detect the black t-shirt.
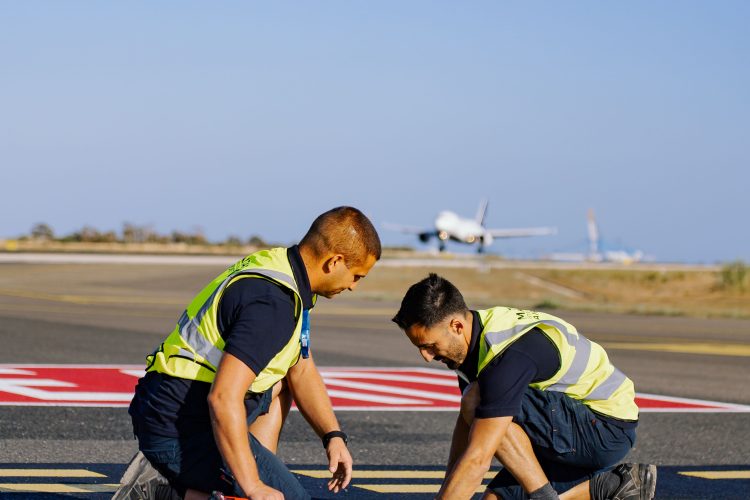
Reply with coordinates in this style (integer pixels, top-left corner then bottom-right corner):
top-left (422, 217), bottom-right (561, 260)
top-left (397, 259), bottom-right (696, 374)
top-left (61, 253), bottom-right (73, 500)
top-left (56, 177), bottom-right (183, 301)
top-left (456, 310), bottom-right (635, 428)
top-left (456, 311), bottom-right (560, 419)
top-left (129, 246), bottom-right (313, 437)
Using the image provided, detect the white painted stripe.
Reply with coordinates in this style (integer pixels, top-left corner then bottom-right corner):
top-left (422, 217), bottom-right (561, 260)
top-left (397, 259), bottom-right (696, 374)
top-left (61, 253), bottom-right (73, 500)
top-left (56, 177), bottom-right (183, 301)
top-left (0, 402), bottom-right (131, 407)
top-left (1, 365), bottom-right (748, 413)
top-left (326, 389), bottom-right (428, 405)
top-left (0, 252), bottom-right (717, 272)
top-left (399, 367), bottom-right (457, 378)
top-left (0, 379), bottom-right (74, 387)
top-left (0, 363), bottom-right (144, 369)
top-left (0, 368), bottom-right (36, 375)
top-left (637, 392), bottom-right (750, 411)
top-left (323, 378), bottom-right (461, 402)
top-left (0, 253), bottom-right (234, 266)
top-left (639, 407), bottom-right (750, 413)
top-left (323, 371), bottom-right (459, 387)
top-left (0, 379), bottom-right (132, 401)
top-left (308, 406), bottom-right (457, 411)
top-left (321, 366), bottom-right (456, 376)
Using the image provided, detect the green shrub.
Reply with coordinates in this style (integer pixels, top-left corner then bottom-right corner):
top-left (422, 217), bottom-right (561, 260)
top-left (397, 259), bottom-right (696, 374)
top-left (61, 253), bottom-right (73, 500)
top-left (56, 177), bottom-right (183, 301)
top-left (534, 299), bottom-right (559, 310)
top-left (720, 261), bottom-right (748, 291)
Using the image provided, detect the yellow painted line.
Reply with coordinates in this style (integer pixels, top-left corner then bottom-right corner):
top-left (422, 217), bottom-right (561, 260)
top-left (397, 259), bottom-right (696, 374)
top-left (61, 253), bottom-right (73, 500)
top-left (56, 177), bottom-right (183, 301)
top-left (0, 483), bottom-right (118, 493)
top-left (310, 322), bottom-right (394, 331)
top-left (0, 288), bottom-right (183, 306)
top-left (679, 470), bottom-right (750, 479)
top-left (314, 308), bottom-right (395, 317)
top-left (0, 302), bottom-right (174, 319)
top-left (602, 342), bottom-right (750, 357)
top-left (0, 469), bottom-right (105, 477)
top-left (356, 483), bottom-right (487, 493)
top-left (292, 469), bottom-right (497, 479)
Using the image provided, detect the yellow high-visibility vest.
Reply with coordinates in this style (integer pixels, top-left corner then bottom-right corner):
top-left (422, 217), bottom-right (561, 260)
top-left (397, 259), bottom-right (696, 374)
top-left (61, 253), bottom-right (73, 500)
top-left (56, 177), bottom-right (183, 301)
top-left (146, 247), bottom-right (314, 394)
top-left (475, 307), bottom-right (638, 421)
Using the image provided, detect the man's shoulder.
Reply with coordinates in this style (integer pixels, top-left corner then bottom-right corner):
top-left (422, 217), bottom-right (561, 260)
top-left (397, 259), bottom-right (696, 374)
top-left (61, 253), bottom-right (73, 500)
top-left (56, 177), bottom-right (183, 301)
top-left (218, 276), bottom-right (297, 336)
top-left (224, 274), bottom-right (297, 305)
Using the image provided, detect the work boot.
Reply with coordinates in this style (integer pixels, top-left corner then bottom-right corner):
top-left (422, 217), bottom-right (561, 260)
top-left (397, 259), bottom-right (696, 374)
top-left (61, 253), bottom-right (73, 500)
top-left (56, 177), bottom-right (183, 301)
top-left (111, 451), bottom-right (181, 500)
top-left (609, 463), bottom-right (657, 500)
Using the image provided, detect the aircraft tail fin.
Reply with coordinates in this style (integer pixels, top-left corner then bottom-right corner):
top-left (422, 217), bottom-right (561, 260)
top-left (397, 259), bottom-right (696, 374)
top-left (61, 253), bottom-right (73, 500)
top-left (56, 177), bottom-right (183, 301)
top-left (475, 199), bottom-right (489, 226)
top-left (587, 209), bottom-right (600, 256)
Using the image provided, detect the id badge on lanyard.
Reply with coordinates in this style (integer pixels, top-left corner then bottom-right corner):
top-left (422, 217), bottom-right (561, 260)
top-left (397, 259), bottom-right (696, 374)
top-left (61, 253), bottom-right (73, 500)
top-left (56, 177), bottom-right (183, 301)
top-left (300, 309), bottom-right (311, 359)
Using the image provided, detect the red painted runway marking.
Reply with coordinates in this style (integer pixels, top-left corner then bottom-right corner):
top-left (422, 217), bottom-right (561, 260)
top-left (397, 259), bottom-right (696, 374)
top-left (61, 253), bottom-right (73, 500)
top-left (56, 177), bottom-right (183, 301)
top-left (1, 364), bottom-right (748, 412)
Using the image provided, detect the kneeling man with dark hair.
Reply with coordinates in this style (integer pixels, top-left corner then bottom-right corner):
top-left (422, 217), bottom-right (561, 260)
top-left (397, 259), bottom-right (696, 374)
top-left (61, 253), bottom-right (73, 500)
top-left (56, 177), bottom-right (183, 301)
top-left (392, 274), bottom-right (656, 500)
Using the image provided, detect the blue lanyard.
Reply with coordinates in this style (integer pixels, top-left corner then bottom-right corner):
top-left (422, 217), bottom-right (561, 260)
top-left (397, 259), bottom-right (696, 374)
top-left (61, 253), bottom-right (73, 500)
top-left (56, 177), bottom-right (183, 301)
top-left (300, 309), bottom-right (310, 359)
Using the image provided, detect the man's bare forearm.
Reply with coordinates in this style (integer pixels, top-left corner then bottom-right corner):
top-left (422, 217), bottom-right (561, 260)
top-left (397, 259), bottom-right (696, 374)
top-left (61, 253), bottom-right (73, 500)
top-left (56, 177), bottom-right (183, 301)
top-left (439, 416), bottom-right (510, 499)
top-left (439, 450), bottom-right (493, 499)
top-left (445, 414), bottom-right (470, 481)
top-left (209, 388), bottom-right (261, 494)
top-left (287, 356), bottom-right (341, 436)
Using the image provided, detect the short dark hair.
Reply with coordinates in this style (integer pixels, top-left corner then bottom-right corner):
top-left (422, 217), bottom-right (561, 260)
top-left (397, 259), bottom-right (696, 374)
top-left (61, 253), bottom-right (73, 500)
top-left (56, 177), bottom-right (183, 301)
top-left (392, 273), bottom-right (469, 330)
top-left (300, 206), bottom-right (381, 266)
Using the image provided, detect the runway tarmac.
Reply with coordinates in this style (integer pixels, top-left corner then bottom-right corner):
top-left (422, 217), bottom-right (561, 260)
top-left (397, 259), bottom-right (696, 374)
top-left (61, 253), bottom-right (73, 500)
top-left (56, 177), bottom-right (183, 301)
top-left (0, 260), bottom-right (748, 498)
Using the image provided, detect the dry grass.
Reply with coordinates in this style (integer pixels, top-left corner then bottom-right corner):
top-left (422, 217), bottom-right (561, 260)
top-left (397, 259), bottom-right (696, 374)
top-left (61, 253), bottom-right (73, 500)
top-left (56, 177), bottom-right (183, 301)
top-left (355, 266), bottom-right (750, 319)
top-left (2, 241), bottom-right (747, 319)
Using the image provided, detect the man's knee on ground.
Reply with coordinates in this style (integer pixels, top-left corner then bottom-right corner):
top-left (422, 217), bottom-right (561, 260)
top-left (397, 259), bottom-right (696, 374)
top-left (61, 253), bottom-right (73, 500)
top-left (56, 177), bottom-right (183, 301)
top-left (461, 382), bottom-right (480, 425)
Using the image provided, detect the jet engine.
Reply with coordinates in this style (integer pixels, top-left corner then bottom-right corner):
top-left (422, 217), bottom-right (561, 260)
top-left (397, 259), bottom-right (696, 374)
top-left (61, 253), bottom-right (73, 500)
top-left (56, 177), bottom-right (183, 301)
top-left (479, 232), bottom-right (494, 253)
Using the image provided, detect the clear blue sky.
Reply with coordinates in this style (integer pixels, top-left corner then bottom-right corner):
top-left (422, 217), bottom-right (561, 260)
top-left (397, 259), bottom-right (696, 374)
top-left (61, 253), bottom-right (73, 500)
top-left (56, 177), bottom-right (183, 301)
top-left (2, 2), bottom-right (748, 263)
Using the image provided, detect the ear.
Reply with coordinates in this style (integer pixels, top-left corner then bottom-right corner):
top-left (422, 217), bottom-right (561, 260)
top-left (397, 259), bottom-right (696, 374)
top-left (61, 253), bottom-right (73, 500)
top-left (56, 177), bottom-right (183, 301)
top-left (449, 317), bottom-right (465, 336)
top-left (323, 254), bottom-right (345, 274)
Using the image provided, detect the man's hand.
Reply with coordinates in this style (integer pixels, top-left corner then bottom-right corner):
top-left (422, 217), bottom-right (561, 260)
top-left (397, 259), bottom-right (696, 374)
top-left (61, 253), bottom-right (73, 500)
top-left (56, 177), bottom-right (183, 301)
top-left (325, 437), bottom-right (352, 493)
top-left (287, 356), bottom-right (352, 492)
top-left (243, 481), bottom-right (284, 500)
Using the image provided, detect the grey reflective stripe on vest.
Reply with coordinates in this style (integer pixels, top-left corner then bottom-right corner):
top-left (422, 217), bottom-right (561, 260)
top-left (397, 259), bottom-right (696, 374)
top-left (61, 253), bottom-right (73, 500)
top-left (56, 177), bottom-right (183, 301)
top-left (484, 318), bottom-right (580, 356)
top-left (584, 367), bottom-right (628, 400)
top-left (176, 268), bottom-right (298, 370)
top-left (484, 323), bottom-right (531, 347)
top-left (484, 318), bottom-right (613, 397)
top-left (177, 310), bottom-right (224, 368)
top-left (545, 326), bottom-right (592, 393)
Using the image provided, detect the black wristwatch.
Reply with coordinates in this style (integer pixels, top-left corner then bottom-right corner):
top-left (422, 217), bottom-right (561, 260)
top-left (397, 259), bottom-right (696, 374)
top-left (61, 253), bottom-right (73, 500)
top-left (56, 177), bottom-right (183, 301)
top-left (322, 430), bottom-right (348, 449)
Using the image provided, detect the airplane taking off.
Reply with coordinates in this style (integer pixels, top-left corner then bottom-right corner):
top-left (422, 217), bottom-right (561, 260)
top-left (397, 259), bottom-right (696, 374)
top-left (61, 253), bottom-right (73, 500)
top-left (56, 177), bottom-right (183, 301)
top-left (384, 199), bottom-right (557, 253)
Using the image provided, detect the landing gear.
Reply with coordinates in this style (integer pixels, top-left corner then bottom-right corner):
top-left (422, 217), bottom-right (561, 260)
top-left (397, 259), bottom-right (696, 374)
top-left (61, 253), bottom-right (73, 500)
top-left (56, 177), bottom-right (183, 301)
top-left (437, 231), bottom-right (449, 252)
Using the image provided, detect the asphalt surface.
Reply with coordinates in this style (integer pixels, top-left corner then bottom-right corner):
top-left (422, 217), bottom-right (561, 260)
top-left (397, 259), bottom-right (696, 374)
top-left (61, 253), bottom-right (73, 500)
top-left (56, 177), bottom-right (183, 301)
top-left (1, 260), bottom-right (749, 499)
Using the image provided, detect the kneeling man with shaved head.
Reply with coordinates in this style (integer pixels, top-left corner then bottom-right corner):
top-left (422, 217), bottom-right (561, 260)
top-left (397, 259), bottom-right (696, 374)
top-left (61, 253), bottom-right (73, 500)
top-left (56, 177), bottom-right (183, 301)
top-left (120, 207), bottom-right (381, 500)
top-left (393, 274), bottom-right (656, 500)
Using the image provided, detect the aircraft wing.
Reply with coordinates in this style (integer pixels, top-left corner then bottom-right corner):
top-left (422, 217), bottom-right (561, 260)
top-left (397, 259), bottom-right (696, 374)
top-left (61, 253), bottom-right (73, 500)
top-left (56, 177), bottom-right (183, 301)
top-left (383, 222), bottom-right (433, 235)
top-left (487, 227), bottom-right (557, 238)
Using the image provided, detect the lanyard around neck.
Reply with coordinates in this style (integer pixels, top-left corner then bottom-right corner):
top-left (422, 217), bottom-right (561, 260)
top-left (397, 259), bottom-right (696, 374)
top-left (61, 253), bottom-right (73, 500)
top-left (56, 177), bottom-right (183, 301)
top-left (300, 309), bottom-right (311, 359)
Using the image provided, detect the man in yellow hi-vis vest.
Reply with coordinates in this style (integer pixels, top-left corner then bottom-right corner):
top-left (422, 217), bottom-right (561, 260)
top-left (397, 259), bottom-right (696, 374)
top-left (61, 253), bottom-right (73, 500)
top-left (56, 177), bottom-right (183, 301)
top-left (119, 207), bottom-right (380, 500)
top-left (393, 274), bottom-right (656, 500)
